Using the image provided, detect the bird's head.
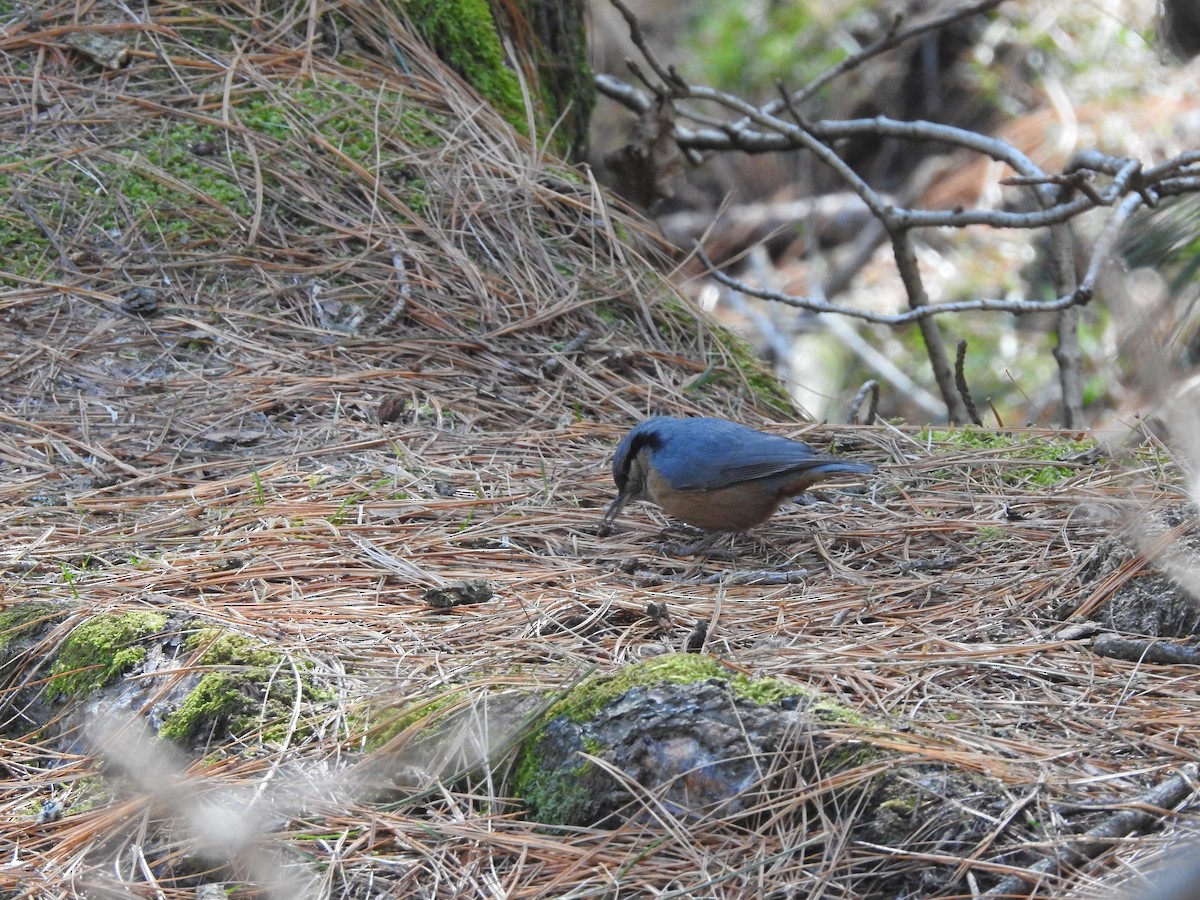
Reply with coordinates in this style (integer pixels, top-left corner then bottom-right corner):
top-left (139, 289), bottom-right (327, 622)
top-left (604, 417), bottom-right (669, 527)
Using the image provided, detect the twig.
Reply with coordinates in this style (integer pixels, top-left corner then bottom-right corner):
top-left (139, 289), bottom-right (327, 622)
top-left (608, 0), bottom-right (687, 96)
top-left (1047, 163), bottom-right (1144, 426)
top-left (820, 309), bottom-right (947, 418)
top-left (377, 249), bottom-right (412, 330)
top-left (1002, 170), bottom-right (1107, 205)
top-left (695, 247), bottom-right (1091, 325)
top-left (602, 38), bottom-right (1187, 422)
top-left (955, 340), bottom-right (982, 426)
top-left (610, 27), bottom-right (1158, 424)
top-left (1092, 637), bottom-right (1200, 666)
top-left (540, 327), bottom-right (594, 378)
top-left (890, 227), bottom-right (967, 422)
top-left (979, 765), bottom-right (1200, 898)
top-left (847, 380), bottom-right (880, 425)
top-left (783, 0), bottom-right (1011, 109)
top-left (697, 568), bottom-right (810, 585)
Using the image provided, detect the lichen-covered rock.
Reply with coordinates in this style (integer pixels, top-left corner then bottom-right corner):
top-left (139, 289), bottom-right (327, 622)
top-left (512, 652), bottom-right (864, 826)
top-left (510, 652), bottom-right (1009, 898)
top-left (0, 602), bottom-right (333, 753)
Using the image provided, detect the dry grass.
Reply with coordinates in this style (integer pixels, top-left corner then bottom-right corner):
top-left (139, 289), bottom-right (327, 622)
top-left (1, 1), bottom-right (1199, 897)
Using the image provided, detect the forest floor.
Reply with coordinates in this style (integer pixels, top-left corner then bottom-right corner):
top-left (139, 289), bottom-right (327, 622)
top-left (1, 1), bottom-right (1199, 897)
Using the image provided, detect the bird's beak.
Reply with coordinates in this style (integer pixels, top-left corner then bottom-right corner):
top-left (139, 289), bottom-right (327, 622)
top-left (602, 488), bottom-right (630, 527)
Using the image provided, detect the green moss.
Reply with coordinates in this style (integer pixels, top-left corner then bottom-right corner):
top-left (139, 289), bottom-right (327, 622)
top-left (880, 795), bottom-right (919, 816)
top-left (184, 628), bottom-right (281, 668)
top-left (513, 0), bottom-right (594, 159)
top-left (393, 0), bottom-right (597, 157)
top-left (1, 129), bottom-right (248, 265)
top-left (538, 653), bottom-right (846, 727)
top-left (0, 602), bottom-right (64, 649)
top-left (159, 628), bottom-right (331, 744)
top-left (547, 654), bottom-right (726, 724)
top-left (159, 672), bottom-right (245, 743)
top-left (46, 612), bottom-right (169, 699)
top-left (727, 671), bottom-right (803, 705)
top-left (401, 0), bottom-right (526, 131)
top-left (641, 294), bottom-right (796, 414)
top-left (1, 72), bottom-right (446, 287)
top-left (240, 83), bottom-right (441, 157)
top-left (0, 151), bottom-right (57, 281)
top-left (366, 690), bottom-right (469, 749)
top-left (512, 656), bottom-right (732, 820)
top-left (972, 524), bottom-right (1007, 544)
top-left (918, 427), bottom-right (1098, 487)
top-left (918, 427), bottom-right (1093, 455)
top-left (692, 309), bottom-right (795, 412)
top-left (512, 738), bottom-right (593, 826)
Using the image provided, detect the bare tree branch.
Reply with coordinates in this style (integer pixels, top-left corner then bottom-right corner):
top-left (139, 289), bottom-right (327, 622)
top-left (890, 227), bottom-right (969, 422)
top-left (782, 0), bottom-right (1011, 109)
top-left (955, 340), bottom-right (982, 426)
top-left (847, 380), bottom-right (880, 425)
top-left (607, 0), bottom-right (693, 101)
top-left (599, 0), bottom-right (1200, 424)
top-left (696, 246), bottom-right (1093, 324)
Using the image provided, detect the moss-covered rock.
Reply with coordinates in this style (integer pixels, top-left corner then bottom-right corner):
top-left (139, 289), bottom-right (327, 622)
top-left (0, 605), bottom-right (333, 753)
top-left (159, 628), bottom-right (333, 747)
top-left (0, 602), bottom-right (67, 659)
top-left (512, 652), bottom-right (866, 826)
top-left (46, 611), bottom-right (169, 700)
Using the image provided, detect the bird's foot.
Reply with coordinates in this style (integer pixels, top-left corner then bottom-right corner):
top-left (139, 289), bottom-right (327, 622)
top-left (661, 532), bottom-right (730, 558)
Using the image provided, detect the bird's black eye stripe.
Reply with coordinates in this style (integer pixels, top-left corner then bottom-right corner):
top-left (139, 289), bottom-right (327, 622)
top-left (614, 428), bottom-right (663, 487)
top-left (627, 429), bottom-right (663, 463)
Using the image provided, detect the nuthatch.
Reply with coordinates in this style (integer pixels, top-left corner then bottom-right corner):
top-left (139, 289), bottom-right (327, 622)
top-left (603, 416), bottom-right (874, 534)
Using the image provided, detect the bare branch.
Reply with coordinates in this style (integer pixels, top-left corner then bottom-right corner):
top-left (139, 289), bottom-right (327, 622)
top-left (1080, 191), bottom-right (1145, 296)
top-left (784, 0), bottom-right (1011, 108)
top-left (979, 765), bottom-right (1200, 898)
top-left (890, 228), bottom-right (968, 422)
top-left (599, 0), bottom-right (1200, 426)
top-left (954, 340), bottom-right (983, 426)
top-left (596, 72), bottom-right (650, 114)
top-left (608, 0), bottom-right (686, 96)
top-left (847, 380), bottom-right (880, 425)
top-left (1002, 170), bottom-right (1107, 205)
top-left (1152, 174), bottom-right (1200, 198)
top-left (694, 175), bottom-right (1146, 424)
top-left (1145, 150), bottom-right (1200, 179)
top-left (696, 246), bottom-right (1092, 325)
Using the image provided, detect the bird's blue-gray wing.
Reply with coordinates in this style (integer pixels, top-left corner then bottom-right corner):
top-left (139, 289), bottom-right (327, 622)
top-left (653, 419), bottom-right (871, 491)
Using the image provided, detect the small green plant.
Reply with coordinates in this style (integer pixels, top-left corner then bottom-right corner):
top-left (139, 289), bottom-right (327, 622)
top-left (973, 525), bottom-right (1007, 544)
top-left (59, 564), bottom-right (80, 600)
top-left (331, 492), bottom-right (369, 526)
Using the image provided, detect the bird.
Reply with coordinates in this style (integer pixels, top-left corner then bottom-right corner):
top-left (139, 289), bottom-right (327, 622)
top-left (602, 416), bottom-right (875, 536)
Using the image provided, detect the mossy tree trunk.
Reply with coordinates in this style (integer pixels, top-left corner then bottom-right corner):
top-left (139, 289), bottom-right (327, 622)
top-left (400, 0), bottom-right (594, 161)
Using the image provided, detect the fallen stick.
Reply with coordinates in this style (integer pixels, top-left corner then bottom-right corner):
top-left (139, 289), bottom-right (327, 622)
top-left (979, 764), bottom-right (1199, 898)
